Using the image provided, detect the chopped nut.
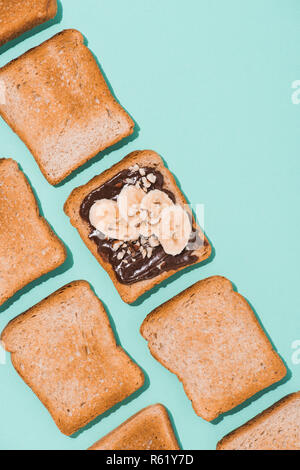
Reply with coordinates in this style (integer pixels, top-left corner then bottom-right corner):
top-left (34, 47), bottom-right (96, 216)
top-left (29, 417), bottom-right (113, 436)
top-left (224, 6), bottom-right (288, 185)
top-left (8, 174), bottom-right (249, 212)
top-left (139, 168), bottom-right (146, 176)
top-left (128, 206), bottom-right (137, 217)
top-left (140, 246), bottom-right (147, 258)
top-left (147, 247), bottom-right (153, 258)
top-left (149, 235), bottom-right (160, 247)
top-left (125, 178), bottom-right (135, 185)
top-left (147, 173), bottom-right (156, 184)
top-left (112, 241), bottom-right (123, 251)
top-left (117, 250), bottom-right (125, 260)
top-left (142, 177), bottom-right (151, 188)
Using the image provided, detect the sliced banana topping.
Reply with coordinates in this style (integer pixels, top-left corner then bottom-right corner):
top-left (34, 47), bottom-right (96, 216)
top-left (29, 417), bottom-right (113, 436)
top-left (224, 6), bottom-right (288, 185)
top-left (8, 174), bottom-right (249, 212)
top-left (118, 184), bottom-right (145, 226)
top-left (159, 205), bottom-right (192, 256)
top-left (89, 182), bottom-right (192, 257)
top-left (89, 199), bottom-right (119, 239)
top-left (89, 199), bottom-right (139, 241)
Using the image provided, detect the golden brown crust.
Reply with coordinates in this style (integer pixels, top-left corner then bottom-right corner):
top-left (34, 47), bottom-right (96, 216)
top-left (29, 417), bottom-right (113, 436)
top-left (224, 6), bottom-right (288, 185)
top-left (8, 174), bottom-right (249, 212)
top-left (140, 276), bottom-right (287, 421)
top-left (217, 391), bottom-right (300, 450)
top-left (0, 158), bottom-right (66, 307)
top-left (0, 0), bottom-right (57, 47)
top-left (0, 29), bottom-right (134, 185)
top-left (88, 404), bottom-right (180, 450)
top-left (1, 280), bottom-right (144, 435)
top-left (64, 150), bottom-right (212, 303)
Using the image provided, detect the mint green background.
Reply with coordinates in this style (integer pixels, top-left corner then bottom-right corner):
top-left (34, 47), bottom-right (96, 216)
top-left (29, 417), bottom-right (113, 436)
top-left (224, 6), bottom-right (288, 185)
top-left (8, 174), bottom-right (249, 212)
top-left (0, 0), bottom-right (299, 450)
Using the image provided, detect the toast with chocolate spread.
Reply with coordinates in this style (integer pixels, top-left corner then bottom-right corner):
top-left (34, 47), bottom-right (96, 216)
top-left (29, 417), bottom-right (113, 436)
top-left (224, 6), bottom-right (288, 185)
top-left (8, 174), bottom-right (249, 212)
top-left (141, 276), bottom-right (287, 421)
top-left (1, 280), bottom-right (144, 435)
top-left (0, 30), bottom-right (134, 185)
top-left (0, 158), bottom-right (66, 307)
top-left (64, 150), bottom-right (212, 303)
top-left (89, 404), bottom-right (180, 450)
top-left (217, 391), bottom-right (300, 450)
top-left (0, 0), bottom-right (57, 47)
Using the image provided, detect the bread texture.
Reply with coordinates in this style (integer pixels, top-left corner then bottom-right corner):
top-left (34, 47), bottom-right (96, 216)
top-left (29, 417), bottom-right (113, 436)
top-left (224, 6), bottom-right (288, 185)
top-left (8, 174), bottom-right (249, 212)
top-left (0, 29), bottom-right (134, 185)
top-left (140, 276), bottom-right (287, 422)
top-left (0, 158), bottom-right (66, 307)
top-left (0, 0), bottom-right (57, 47)
top-left (64, 150), bottom-right (212, 303)
top-left (217, 391), bottom-right (300, 450)
top-left (89, 404), bottom-right (179, 450)
top-left (1, 280), bottom-right (144, 435)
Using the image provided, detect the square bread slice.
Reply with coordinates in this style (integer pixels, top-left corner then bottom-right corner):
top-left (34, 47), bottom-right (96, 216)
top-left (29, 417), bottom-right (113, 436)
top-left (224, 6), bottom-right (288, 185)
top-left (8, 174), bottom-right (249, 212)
top-left (0, 29), bottom-right (134, 185)
top-left (88, 404), bottom-right (179, 450)
top-left (0, 0), bottom-right (57, 47)
top-left (64, 150), bottom-right (212, 303)
top-left (140, 276), bottom-right (287, 422)
top-left (1, 280), bottom-right (144, 436)
top-left (0, 158), bottom-right (66, 307)
top-left (217, 391), bottom-right (300, 450)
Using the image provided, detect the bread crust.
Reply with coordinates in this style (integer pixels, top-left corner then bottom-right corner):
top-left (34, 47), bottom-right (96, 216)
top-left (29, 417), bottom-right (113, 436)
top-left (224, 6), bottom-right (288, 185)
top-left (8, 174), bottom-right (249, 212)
top-left (0, 158), bottom-right (66, 307)
top-left (140, 276), bottom-right (287, 421)
top-left (0, 29), bottom-right (134, 185)
top-left (1, 280), bottom-right (144, 435)
top-left (0, 0), bottom-right (57, 47)
top-left (88, 404), bottom-right (180, 450)
top-left (64, 150), bottom-right (212, 303)
top-left (217, 391), bottom-right (300, 450)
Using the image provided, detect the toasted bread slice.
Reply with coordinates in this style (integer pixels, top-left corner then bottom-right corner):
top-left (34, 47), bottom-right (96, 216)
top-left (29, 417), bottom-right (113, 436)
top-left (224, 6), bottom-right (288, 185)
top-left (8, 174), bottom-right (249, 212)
top-left (89, 404), bottom-right (179, 450)
top-left (0, 158), bottom-right (66, 307)
top-left (217, 391), bottom-right (300, 450)
top-left (0, 30), bottom-right (134, 184)
top-left (0, 0), bottom-right (57, 47)
top-left (140, 276), bottom-right (286, 421)
top-left (1, 281), bottom-right (144, 435)
top-left (64, 150), bottom-right (212, 303)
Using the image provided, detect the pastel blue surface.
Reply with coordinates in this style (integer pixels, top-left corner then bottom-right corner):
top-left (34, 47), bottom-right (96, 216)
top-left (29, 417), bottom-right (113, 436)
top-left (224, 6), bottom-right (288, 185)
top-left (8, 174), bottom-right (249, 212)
top-left (0, 0), bottom-right (299, 450)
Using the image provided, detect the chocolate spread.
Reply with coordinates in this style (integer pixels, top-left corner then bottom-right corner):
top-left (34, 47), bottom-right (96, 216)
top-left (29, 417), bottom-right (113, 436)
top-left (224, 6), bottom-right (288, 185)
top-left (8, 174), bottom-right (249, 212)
top-left (80, 167), bottom-right (206, 285)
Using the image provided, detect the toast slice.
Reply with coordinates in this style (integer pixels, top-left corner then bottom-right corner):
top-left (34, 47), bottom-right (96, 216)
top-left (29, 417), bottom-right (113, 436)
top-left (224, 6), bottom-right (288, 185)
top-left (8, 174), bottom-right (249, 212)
top-left (0, 29), bottom-right (134, 185)
top-left (64, 150), bottom-right (212, 303)
top-left (1, 280), bottom-right (144, 435)
top-left (217, 391), bottom-right (300, 450)
top-left (0, 158), bottom-right (66, 307)
top-left (89, 404), bottom-right (179, 450)
top-left (140, 276), bottom-right (287, 421)
top-left (0, 0), bottom-right (57, 47)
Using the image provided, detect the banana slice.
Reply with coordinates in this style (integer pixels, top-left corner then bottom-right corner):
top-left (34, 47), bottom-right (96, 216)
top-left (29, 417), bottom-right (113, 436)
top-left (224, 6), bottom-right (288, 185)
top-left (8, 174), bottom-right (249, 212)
top-left (89, 199), bottom-right (139, 241)
top-left (140, 189), bottom-right (173, 227)
top-left (159, 205), bottom-right (192, 256)
top-left (89, 199), bottom-right (119, 239)
top-left (118, 184), bottom-right (146, 227)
